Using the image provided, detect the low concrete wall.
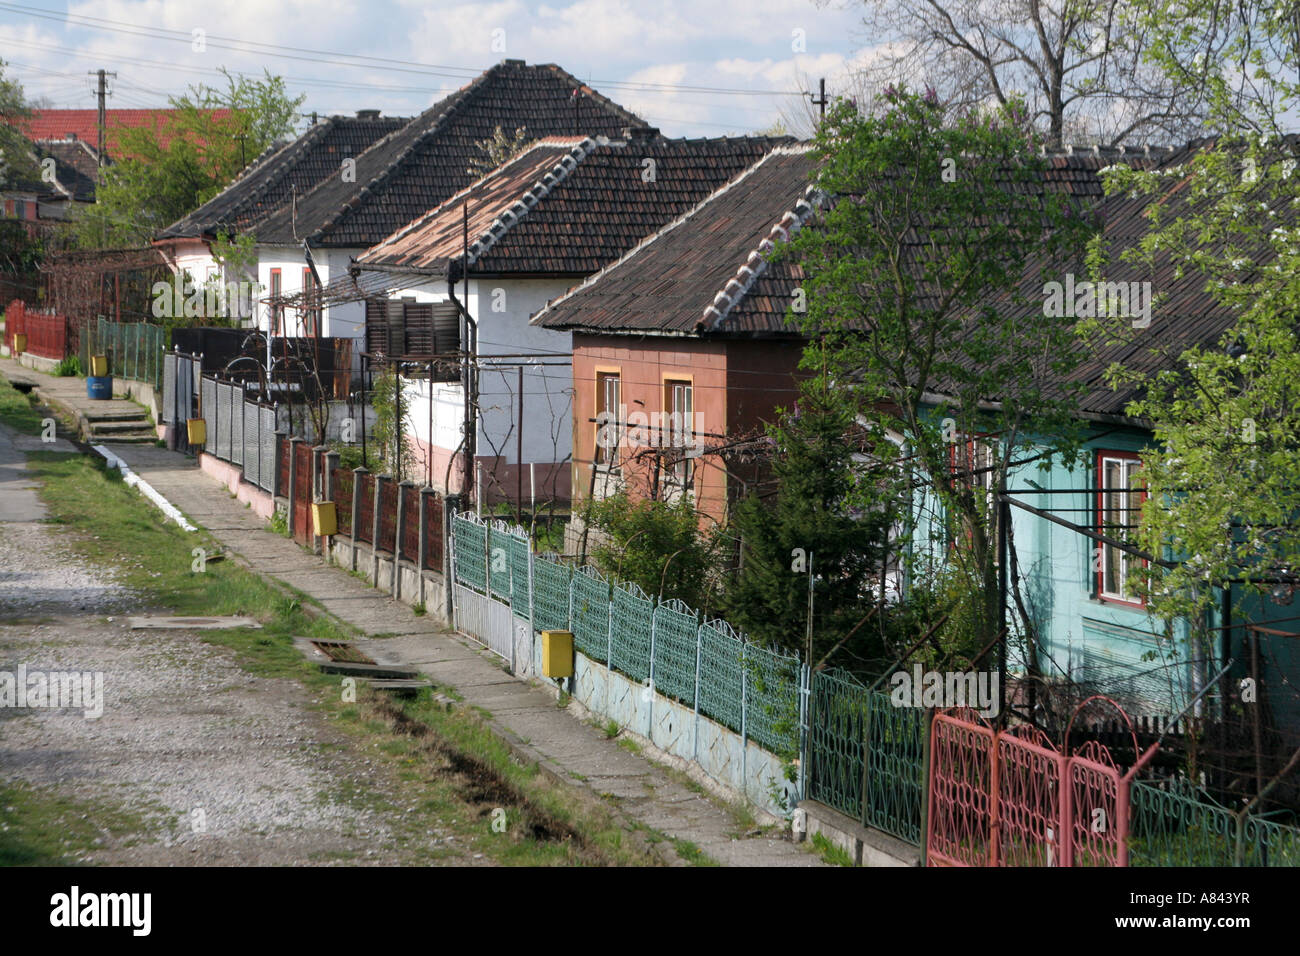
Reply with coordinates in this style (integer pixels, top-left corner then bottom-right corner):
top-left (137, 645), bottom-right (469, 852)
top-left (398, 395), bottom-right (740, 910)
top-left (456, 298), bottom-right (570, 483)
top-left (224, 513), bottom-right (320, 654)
top-left (328, 535), bottom-right (448, 621)
top-left (796, 799), bottom-right (921, 867)
top-left (117, 378), bottom-right (162, 423)
top-left (3, 349), bottom-right (60, 374)
top-left (198, 452), bottom-right (276, 520)
top-left (529, 643), bottom-right (795, 819)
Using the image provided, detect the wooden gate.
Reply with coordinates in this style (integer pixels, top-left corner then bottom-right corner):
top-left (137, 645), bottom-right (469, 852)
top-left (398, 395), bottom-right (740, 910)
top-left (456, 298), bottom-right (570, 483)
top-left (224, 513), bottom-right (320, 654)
top-left (292, 442), bottom-right (314, 546)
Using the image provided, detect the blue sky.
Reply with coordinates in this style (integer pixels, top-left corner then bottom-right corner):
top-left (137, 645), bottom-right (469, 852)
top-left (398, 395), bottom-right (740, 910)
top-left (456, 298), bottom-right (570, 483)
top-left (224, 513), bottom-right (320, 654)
top-left (0, 0), bottom-right (880, 137)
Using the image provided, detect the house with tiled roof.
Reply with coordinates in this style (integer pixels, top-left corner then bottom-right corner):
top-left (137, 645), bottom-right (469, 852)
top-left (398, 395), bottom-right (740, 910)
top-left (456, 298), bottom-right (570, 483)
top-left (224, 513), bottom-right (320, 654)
top-left (152, 109), bottom-right (408, 323)
top-left (531, 144), bottom-right (816, 526)
top-left (21, 108), bottom-right (233, 160)
top-left (915, 138), bottom-right (1300, 728)
top-left (0, 134), bottom-right (100, 222)
top-left (155, 59), bottom-right (653, 344)
top-left (531, 143), bottom-right (1176, 530)
top-left (353, 129), bottom-right (791, 504)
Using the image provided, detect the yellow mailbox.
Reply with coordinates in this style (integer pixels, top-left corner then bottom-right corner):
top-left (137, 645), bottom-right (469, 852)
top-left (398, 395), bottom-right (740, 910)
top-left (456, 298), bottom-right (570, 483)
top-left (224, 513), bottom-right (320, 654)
top-left (90, 354), bottom-right (109, 377)
top-left (12, 333), bottom-right (26, 353)
top-left (186, 418), bottom-right (207, 445)
top-left (542, 630), bottom-right (574, 679)
top-left (312, 500), bottom-right (337, 536)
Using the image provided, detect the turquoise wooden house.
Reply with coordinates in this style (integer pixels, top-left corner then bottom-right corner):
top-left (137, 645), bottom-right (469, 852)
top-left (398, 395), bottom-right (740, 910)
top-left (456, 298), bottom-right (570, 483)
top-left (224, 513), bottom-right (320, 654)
top-left (895, 140), bottom-right (1300, 741)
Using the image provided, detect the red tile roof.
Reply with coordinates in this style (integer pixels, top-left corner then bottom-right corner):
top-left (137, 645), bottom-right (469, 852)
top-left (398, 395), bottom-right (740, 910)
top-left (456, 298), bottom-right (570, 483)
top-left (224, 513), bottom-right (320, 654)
top-left (20, 109), bottom-right (234, 158)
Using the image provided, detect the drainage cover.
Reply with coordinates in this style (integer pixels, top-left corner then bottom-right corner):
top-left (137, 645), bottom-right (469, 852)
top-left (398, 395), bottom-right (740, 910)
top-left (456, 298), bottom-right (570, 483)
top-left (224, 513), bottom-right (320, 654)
top-left (128, 616), bottom-right (262, 630)
top-left (311, 640), bottom-right (376, 664)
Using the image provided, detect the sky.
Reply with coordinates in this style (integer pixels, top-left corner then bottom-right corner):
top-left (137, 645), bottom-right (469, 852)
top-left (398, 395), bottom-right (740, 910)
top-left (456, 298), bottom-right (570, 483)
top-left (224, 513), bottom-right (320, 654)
top-left (0, 0), bottom-right (881, 138)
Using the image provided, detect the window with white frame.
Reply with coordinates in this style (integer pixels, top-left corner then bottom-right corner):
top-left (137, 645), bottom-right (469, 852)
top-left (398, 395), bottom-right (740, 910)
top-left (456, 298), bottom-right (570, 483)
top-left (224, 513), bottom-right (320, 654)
top-left (595, 371), bottom-right (621, 467)
top-left (665, 379), bottom-right (694, 488)
top-left (1097, 451), bottom-right (1145, 605)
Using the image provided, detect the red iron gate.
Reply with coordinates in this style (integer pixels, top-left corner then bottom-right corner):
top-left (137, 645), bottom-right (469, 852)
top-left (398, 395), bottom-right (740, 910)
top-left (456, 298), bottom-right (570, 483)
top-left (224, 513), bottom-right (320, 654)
top-left (927, 708), bottom-right (1128, 866)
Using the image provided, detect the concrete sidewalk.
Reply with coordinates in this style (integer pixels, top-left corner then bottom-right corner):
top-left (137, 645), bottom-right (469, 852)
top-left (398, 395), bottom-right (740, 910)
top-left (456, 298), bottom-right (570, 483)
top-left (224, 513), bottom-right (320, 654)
top-left (1, 357), bottom-right (819, 867)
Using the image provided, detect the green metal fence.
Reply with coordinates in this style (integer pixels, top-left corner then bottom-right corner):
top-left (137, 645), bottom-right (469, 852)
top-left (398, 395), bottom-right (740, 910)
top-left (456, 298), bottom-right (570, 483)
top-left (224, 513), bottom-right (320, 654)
top-left (610, 584), bottom-right (654, 683)
top-left (804, 668), bottom-right (926, 845)
top-left (571, 566), bottom-right (611, 661)
top-left (84, 318), bottom-right (167, 387)
top-left (652, 599), bottom-right (699, 707)
top-left (532, 554), bottom-right (571, 633)
top-left (1130, 779), bottom-right (1300, 867)
top-left (447, 510), bottom-right (1300, 863)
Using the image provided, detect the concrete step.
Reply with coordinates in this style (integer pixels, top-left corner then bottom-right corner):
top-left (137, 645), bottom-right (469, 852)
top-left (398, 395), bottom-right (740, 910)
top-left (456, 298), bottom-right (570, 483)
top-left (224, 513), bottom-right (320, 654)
top-left (88, 418), bottom-right (154, 433)
top-left (80, 408), bottom-right (151, 422)
top-left (87, 433), bottom-right (156, 444)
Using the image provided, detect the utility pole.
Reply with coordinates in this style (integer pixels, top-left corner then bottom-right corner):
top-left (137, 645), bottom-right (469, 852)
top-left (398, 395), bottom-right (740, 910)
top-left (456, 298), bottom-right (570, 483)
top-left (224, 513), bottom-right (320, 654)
top-left (808, 78), bottom-right (829, 123)
top-left (88, 69), bottom-right (117, 174)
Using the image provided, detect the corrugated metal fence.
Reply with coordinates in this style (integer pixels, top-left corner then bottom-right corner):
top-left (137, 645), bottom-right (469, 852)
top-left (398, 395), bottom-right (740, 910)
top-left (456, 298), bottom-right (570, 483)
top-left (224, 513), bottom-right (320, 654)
top-left (195, 372), bottom-right (276, 493)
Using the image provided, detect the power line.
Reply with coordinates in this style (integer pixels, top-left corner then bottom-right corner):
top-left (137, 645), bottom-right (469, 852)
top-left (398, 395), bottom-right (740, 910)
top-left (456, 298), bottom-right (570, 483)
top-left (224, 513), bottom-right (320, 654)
top-left (0, 1), bottom-right (807, 99)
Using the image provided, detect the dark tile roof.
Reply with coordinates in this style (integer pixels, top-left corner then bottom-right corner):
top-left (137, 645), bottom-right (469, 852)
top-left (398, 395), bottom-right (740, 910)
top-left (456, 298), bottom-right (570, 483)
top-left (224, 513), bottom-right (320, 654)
top-left (156, 112), bottom-right (408, 240)
top-left (1054, 138), bottom-right (1281, 417)
top-left (532, 146), bottom-right (815, 335)
top-left (360, 133), bottom-right (793, 278)
top-left (255, 60), bottom-right (652, 248)
top-left (532, 143), bottom-right (1174, 339)
top-left (923, 137), bottom-right (1292, 420)
top-left (33, 139), bottom-right (99, 203)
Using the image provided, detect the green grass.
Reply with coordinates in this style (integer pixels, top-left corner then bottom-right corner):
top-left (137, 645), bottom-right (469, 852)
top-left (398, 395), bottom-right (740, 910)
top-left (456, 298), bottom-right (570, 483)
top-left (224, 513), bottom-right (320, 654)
top-left (0, 782), bottom-right (164, 866)
top-left (13, 448), bottom-right (664, 866)
top-left (811, 831), bottom-right (856, 867)
top-left (602, 719), bottom-right (619, 739)
top-left (672, 837), bottom-right (719, 866)
top-left (0, 374), bottom-right (45, 435)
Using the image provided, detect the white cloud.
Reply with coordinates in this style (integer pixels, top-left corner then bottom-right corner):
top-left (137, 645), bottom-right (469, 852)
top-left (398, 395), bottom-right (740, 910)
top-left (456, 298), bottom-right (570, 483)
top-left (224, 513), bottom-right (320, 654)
top-left (3, 0), bottom-right (870, 134)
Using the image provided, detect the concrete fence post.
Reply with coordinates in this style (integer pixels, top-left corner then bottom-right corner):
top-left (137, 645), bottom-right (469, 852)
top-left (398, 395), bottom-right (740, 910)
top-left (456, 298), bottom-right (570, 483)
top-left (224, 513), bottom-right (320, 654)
top-left (395, 479), bottom-right (416, 598)
top-left (286, 436), bottom-right (303, 538)
top-left (350, 466), bottom-right (368, 572)
top-left (323, 449), bottom-right (339, 565)
top-left (311, 445), bottom-right (327, 555)
top-left (372, 473), bottom-right (386, 587)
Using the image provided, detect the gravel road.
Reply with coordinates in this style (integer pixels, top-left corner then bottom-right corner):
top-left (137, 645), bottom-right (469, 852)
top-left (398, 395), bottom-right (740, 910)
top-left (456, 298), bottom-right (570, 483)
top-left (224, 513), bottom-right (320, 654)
top-left (0, 464), bottom-right (437, 865)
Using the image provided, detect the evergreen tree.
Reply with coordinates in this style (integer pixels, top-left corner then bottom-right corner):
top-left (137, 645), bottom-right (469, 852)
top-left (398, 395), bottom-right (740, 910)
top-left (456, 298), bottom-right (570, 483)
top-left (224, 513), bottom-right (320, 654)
top-left (724, 379), bottom-right (892, 670)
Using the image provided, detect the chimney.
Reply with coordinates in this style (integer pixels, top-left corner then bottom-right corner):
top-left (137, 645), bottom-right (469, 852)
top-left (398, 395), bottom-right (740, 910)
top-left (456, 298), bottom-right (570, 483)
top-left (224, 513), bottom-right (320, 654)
top-left (622, 126), bottom-right (659, 144)
top-left (356, 109), bottom-right (381, 120)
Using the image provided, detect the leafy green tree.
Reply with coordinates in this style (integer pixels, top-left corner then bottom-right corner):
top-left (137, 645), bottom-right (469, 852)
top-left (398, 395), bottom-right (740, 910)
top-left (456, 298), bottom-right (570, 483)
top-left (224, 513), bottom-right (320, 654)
top-left (371, 366), bottom-right (414, 480)
top-left (723, 379), bottom-right (893, 669)
top-left (76, 69), bottom-right (304, 248)
top-left (587, 491), bottom-right (723, 611)
top-left (0, 60), bottom-right (37, 188)
top-left (1085, 3), bottom-right (1300, 627)
top-left (467, 126), bottom-right (531, 179)
top-left (785, 89), bottom-right (1093, 658)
